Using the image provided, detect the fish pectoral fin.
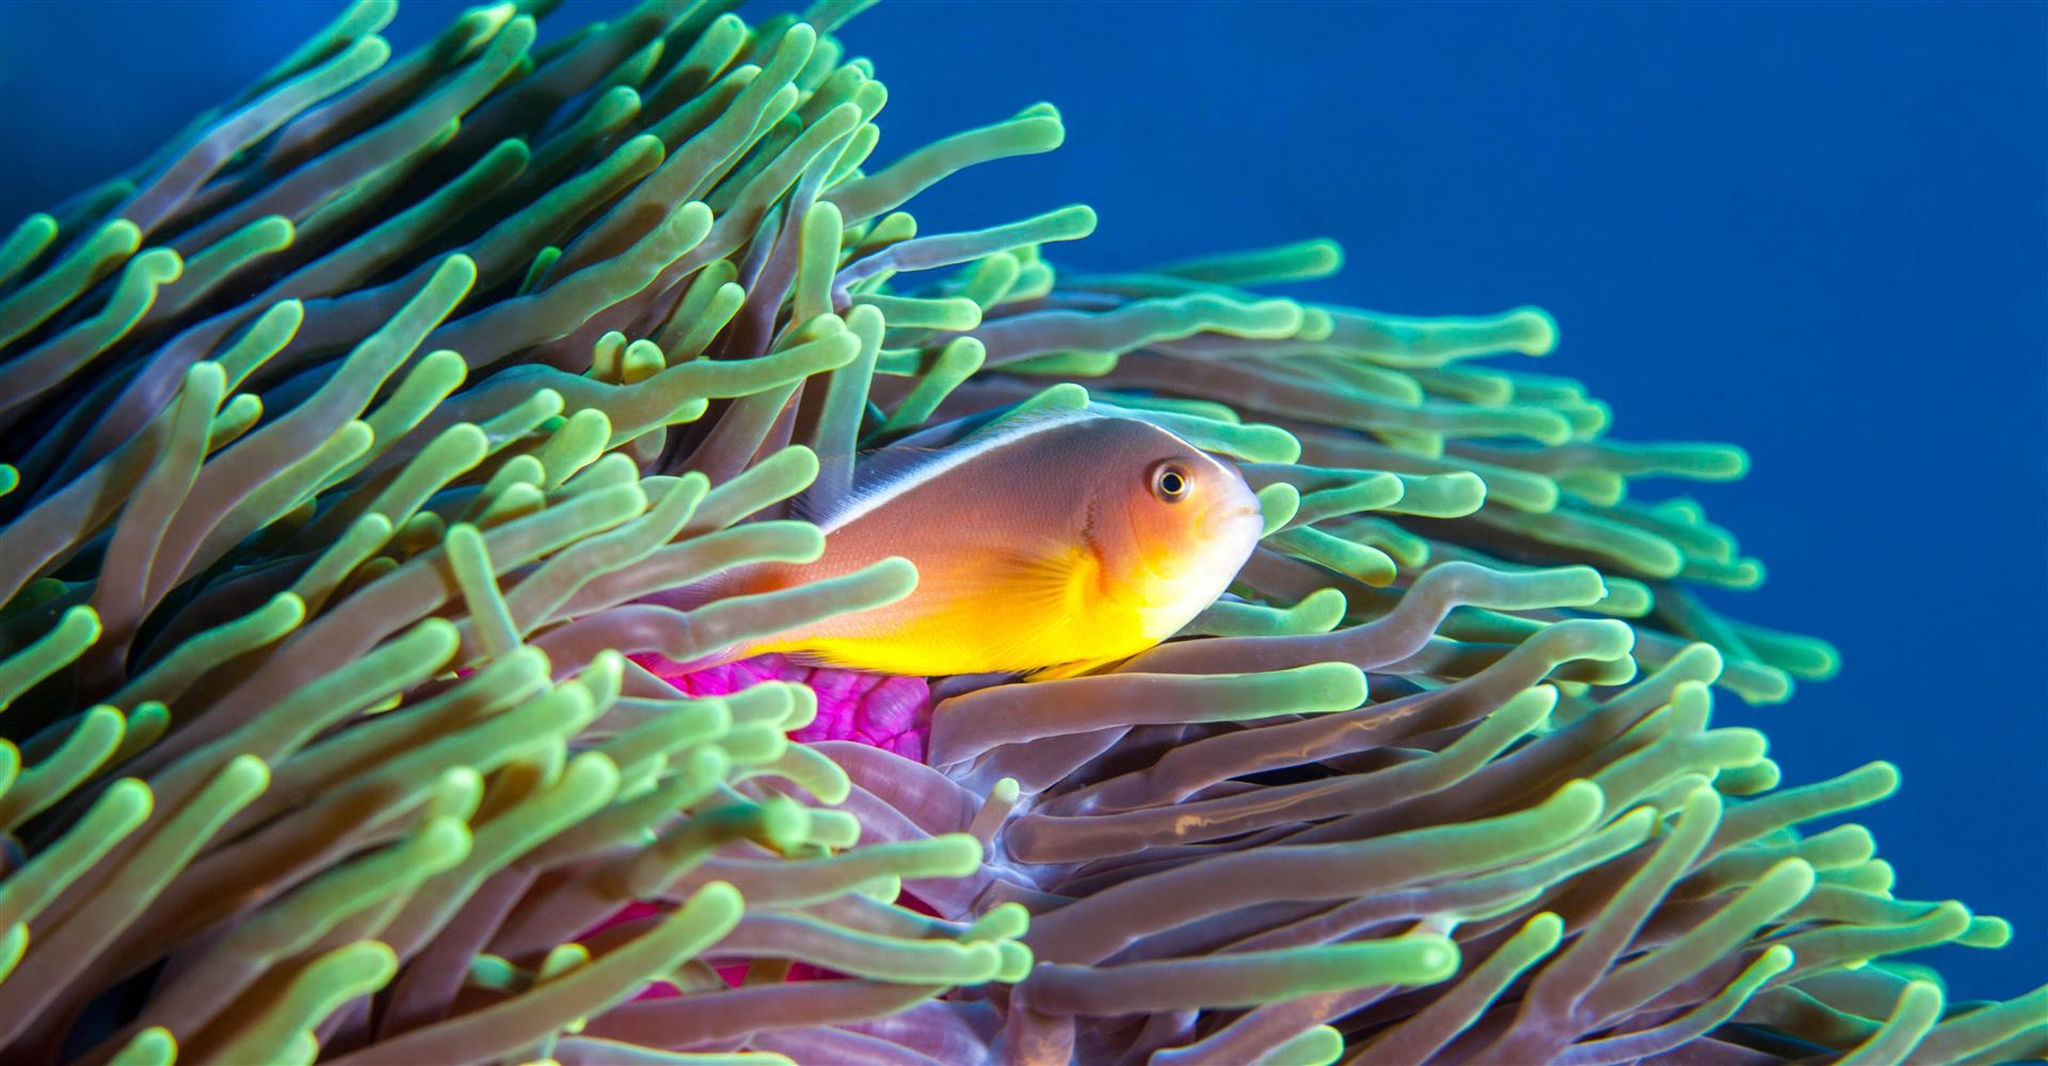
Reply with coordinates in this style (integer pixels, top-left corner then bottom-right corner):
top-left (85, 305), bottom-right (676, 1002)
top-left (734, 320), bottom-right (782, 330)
top-left (925, 541), bottom-right (1103, 673)
top-left (988, 540), bottom-right (1095, 611)
top-left (962, 540), bottom-right (1130, 675)
top-left (755, 543), bottom-right (1110, 677)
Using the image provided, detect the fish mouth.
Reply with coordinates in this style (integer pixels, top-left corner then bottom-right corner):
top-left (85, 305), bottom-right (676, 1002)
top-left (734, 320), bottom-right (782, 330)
top-left (1200, 503), bottom-right (1265, 540)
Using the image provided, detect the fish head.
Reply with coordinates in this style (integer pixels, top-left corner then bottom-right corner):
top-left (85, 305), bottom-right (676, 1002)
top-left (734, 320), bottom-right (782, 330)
top-left (1088, 421), bottom-right (1264, 627)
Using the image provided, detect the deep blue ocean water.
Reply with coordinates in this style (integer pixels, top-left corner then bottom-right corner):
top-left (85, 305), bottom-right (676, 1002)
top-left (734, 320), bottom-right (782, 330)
top-left (1, 0), bottom-right (2041, 1005)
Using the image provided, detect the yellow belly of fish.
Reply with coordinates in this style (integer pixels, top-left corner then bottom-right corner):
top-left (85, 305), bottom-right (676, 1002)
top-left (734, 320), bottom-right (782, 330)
top-left (748, 545), bottom-right (1167, 677)
top-left (756, 600), bottom-right (1155, 677)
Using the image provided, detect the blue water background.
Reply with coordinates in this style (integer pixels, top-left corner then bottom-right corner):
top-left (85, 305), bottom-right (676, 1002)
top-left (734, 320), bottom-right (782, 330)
top-left (1, 0), bottom-right (2041, 1003)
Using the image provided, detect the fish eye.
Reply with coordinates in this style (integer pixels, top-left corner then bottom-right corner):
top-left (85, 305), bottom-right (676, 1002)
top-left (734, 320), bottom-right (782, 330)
top-left (1150, 462), bottom-right (1191, 503)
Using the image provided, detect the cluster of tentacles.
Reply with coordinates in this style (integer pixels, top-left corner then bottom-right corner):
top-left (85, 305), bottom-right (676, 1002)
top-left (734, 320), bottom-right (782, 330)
top-left (0, 1), bottom-right (2040, 1063)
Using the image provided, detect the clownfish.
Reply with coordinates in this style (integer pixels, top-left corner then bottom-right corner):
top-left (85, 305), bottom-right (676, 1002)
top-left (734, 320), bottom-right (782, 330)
top-left (696, 410), bottom-right (1265, 679)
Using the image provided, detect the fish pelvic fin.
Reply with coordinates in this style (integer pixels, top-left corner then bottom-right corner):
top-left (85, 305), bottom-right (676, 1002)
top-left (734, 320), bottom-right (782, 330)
top-left (1025, 651), bottom-right (1141, 682)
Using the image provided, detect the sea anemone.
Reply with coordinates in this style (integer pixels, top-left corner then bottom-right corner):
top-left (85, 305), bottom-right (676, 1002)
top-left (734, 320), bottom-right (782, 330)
top-left (0, 2), bottom-right (2040, 1063)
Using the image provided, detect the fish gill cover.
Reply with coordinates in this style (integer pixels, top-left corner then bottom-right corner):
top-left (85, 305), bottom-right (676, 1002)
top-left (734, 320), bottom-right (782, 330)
top-left (0, 1), bottom-right (2040, 1064)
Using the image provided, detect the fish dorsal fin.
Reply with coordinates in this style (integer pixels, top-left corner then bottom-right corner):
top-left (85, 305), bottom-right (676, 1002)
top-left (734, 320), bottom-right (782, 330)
top-left (788, 444), bottom-right (943, 525)
top-left (802, 407), bottom-right (1096, 532)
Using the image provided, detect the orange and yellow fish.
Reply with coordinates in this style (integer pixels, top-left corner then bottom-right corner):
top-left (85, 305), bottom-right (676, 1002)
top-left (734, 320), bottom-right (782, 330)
top-left (698, 410), bottom-right (1265, 679)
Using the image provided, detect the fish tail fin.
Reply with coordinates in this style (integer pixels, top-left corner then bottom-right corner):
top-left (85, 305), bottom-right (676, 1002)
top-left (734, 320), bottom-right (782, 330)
top-left (637, 563), bottom-right (829, 675)
top-left (638, 562), bottom-right (777, 614)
